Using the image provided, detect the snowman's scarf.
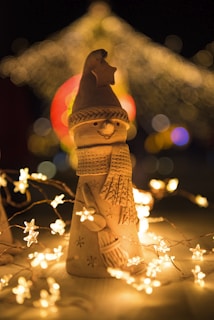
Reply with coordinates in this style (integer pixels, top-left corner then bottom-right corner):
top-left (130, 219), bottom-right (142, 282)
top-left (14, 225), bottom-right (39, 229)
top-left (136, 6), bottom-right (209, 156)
top-left (76, 143), bottom-right (138, 224)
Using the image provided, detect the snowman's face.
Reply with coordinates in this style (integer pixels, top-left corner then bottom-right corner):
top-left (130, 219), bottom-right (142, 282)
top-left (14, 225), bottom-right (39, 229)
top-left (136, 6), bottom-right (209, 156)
top-left (72, 119), bottom-right (128, 147)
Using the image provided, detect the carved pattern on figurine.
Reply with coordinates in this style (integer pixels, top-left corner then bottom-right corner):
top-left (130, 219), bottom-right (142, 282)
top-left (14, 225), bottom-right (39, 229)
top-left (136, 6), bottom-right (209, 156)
top-left (86, 255), bottom-right (97, 268)
top-left (75, 236), bottom-right (85, 248)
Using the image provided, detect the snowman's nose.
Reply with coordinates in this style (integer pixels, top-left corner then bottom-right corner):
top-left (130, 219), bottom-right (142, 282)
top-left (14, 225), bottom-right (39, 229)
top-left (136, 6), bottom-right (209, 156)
top-left (98, 120), bottom-right (115, 138)
top-left (100, 120), bottom-right (115, 134)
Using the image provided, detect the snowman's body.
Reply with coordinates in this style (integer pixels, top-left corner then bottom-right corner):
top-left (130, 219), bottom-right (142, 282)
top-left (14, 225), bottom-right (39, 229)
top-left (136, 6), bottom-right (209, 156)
top-left (66, 49), bottom-right (145, 278)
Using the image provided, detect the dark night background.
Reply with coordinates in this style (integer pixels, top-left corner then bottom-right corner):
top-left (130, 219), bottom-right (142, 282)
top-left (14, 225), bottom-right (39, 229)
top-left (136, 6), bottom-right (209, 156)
top-left (1, 0), bottom-right (214, 59)
top-left (0, 0), bottom-right (214, 196)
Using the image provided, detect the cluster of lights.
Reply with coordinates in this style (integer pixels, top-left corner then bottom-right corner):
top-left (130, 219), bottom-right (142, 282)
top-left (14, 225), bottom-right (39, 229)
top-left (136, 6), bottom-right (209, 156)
top-left (145, 113), bottom-right (191, 155)
top-left (28, 245), bottom-right (63, 269)
top-left (0, 167), bottom-right (74, 309)
top-left (33, 277), bottom-right (61, 309)
top-left (12, 275), bottom-right (60, 310)
top-left (12, 276), bottom-right (32, 304)
top-left (0, 166), bottom-right (213, 311)
top-left (23, 218), bottom-right (39, 247)
top-left (191, 265), bottom-right (206, 287)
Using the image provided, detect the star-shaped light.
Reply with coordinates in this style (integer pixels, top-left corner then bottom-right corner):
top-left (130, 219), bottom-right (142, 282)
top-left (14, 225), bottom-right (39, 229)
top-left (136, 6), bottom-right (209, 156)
top-left (12, 276), bottom-right (32, 304)
top-left (146, 259), bottom-right (162, 278)
top-left (47, 277), bottom-right (60, 299)
top-left (52, 246), bottom-right (64, 260)
top-left (50, 219), bottom-right (66, 235)
top-left (192, 265), bottom-right (206, 287)
top-left (158, 254), bottom-right (175, 267)
top-left (13, 167), bottom-right (30, 194)
top-left (127, 256), bottom-right (144, 267)
top-left (76, 206), bottom-right (95, 222)
top-left (13, 180), bottom-right (29, 194)
top-left (133, 277), bottom-right (161, 294)
top-left (24, 219), bottom-right (39, 233)
top-left (29, 252), bottom-right (49, 269)
top-left (50, 194), bottom-right (65, 208)
top-left (19, 167), bottom-right (29, 181)
top-left (154, 239), bottom-right (170, 254)
top-left (190, 244), bottom-right (206, 261)
top-left (23, 230), bottom-right (39, 247)
top-left (33, 277), bottom-right (60, 309)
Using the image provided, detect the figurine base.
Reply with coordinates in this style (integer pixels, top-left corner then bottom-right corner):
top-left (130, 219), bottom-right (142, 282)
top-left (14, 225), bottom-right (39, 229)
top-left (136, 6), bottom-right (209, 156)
top-left (66, 258), bottom-right (146, 279)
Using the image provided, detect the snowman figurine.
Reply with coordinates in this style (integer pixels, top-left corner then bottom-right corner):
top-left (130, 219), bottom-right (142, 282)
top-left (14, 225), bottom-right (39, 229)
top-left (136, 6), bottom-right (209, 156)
top-left (66, 49), bottom-right (145, 277)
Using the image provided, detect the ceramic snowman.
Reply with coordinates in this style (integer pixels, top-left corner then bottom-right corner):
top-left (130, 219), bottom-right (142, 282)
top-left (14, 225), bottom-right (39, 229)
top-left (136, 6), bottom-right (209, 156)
top-left (66, 49), bottom-right (145, 277)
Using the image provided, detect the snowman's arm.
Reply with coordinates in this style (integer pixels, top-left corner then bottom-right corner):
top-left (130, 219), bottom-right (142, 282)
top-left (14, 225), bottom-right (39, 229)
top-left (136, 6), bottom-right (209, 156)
top-left (80, 182), bottom-right (106, 232)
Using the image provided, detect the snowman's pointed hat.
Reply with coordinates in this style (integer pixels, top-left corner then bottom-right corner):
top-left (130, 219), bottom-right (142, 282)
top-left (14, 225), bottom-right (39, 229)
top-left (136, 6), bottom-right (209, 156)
top-left (68, 49), bottom-right (129, 129)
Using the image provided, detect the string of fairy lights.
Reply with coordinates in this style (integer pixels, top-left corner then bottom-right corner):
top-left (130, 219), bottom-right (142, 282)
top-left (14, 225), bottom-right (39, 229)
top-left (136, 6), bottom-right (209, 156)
top-left (0, 166), bottom-right (213, 311)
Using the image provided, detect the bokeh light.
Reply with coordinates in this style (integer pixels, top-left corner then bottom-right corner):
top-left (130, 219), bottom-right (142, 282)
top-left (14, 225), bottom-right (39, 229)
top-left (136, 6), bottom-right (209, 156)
top-left (164, 34), bottom-right (183, 53)
top-left (171, 127), bottom-right (190, 146)
top-left (157, 157), bottom-right (174, 175)
top-left (50, 74), bottom-right (81, 150)
top-left (193, 50), bottom-right (213, 68)
top-left (33, 117), bottom-right (51, 136)
top-left (152, 114), bottom-right (170, 132)
top-left (0, 1), bottom-right (213, 145)
top-left (53, 152), bottom-right (70, 172)
top-left (143, 155), bottom-right (159, 174)
top-left (119, 94), bottom-right (136, 122)
top-left (27, 131), bottom-right (58, 157)
top-left (37, 161), bottom-right (56, 179)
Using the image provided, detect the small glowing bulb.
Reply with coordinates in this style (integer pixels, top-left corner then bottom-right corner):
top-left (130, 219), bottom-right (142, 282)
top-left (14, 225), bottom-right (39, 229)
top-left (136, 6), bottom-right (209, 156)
top-left (154, 239), bottom-right (170, 254)
top-left (133, 187), bottom-right (154, 207)
top-left (166, 178), bottom-right (179, 192)
top-left (192, 265), bottom-right (206, 287)
top-left (133, 277), bottom-right (161, 294)
top-left (50, 219), bottom-right (66, 235)
top-left (127, 256), bottom-right (143, 267)
top-left (195, 195), bottom-right (208, 207)
top-left (149, 179), bottom-right (165, 190)
top-left (12, 277), bottom-right (32, 304)
top-left (190, 244), bottom-right (206, 261)
top-left (107, 267), bottom-right (130, 281)
top-left (146, 259), bottom-right (161, 278)
top-left (31, 172), bottom-right (47, 180)
top-left (50, 194), bottom-right (65, 208)
top-left (0, 274), bottom-right (12, 290)
top-left (24, 219), bottom-right (39, 233)
top-left (23, 230), bottom-right (39, 247)
top-left (13, 180), bottom-right (29, 194)
top-left (19, 167), bottom-right (29, 181)
top-left (76, 206), bottom-right (95, 222)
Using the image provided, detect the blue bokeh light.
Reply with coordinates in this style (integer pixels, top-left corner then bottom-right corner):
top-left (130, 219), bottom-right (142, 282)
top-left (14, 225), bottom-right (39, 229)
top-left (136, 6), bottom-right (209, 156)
top-left (171, 127), bottom-right (190, 146)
